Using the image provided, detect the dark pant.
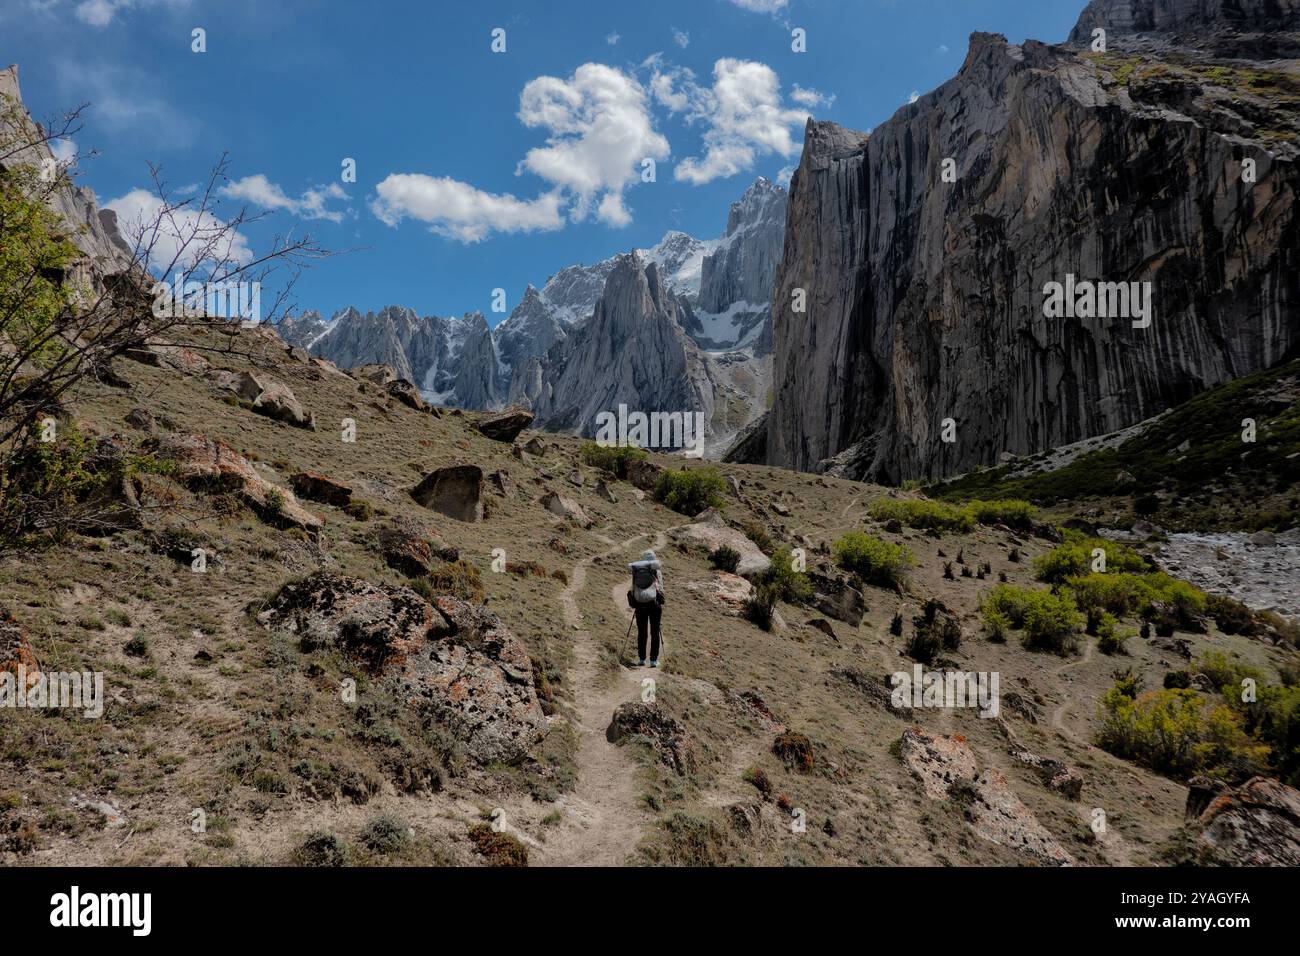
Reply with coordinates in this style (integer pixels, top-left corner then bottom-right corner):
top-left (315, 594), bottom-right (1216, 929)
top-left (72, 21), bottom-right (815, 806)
top-left (635, 601), bottom-right (662, 661)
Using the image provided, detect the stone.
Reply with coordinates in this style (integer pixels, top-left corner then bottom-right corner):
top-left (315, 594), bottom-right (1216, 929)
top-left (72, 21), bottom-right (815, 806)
top-left (0, 609), bottom-right (41, 691)
top-left (477, 407), bottom-right (534, 443)
top-left (124, 408), bottom-right (155, 432)
top-left (410, 464), bottom-right (484, 522)
top-left (684, 571), bottom-right (755, 615)
top-left (540, 490), bottom-right (592, 528)
top-left (523, 436), bottom-right (546, 457)
top-left (257, 574), bottom-right (545, 765)
top-left (207, 369), bottom-right (315, 429)
top-left (594, 478), bottom-right (617, 503)
top-left (487, 469), bottom-right (516, 499)
top-left (806, 617), bottom-right (837, 640)
top-left (626, 457), bottom-right (662, 493)
top-left (1194, 776), bottom-right (1300, 866)
top-left (606, 702), bottom-right (695, 776)
top-left (1249, 530), bottom-right (1278, 547)
top-left (372, 521), bottom-right (458, 577)
top-left (291, 471), bottom-right (352, 507)
top-left (900, 728), bottom-right (1074, 865)
top-left (805, 571), bottom-right (867, 626)
top-left (150, 433), bottom-right (322, 531)
top-left (386, 379), bottom-right (427, 412)
top-left (1011, 748), bottom-right (1084, 800)
top-left (669, 510), bottom-right (770, 577)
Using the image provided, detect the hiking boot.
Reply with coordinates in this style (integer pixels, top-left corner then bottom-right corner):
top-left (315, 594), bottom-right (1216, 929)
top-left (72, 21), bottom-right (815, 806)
top-left (636, 659), bottom-right (645, 667)
top-left (649, 660), bottom-right (658, 668)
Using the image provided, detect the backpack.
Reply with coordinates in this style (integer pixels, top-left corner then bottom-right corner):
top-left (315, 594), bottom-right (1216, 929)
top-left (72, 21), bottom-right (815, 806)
top-left (629, 564), bottom-right (659, 605)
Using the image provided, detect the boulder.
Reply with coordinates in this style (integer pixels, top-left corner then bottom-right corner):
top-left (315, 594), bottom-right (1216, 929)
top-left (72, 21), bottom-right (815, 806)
top-left (725, 475), bottom-right (742, 496)
top-left (372, 521), bottom-right (459, 577)
top-left (626, 457), bottom-right (662, 492)
top-left (477, 407), bottom-right (534, 443)
top-left (594, 478), bottom-right (617, 503)
top-left (540, 490), bottom-right (592, 528)
top-left (124, 408), bottom-right (155, 433)
top-left (257, 573), bottom-right (545, 764)
top-left (207, 369), bottom-right (315, 429)
top-left (291, 471), bottom-right (353, 507)
top-left (669, 510), bottom-right (770, 577)
top-left (1248, 530), bottom-right (1278, 547)
top-left (150, 433), bottom-right (323, 530)
top-left (0, 609), bottom-right (41, 692)
top-left (900, 728), bottom-right (1074, 865)
top-left (606, 702), bottom-right (695, 776)
top-left (1194, 776), bottom-right (1300, 866)
top-left (1010, 748), bottom-right (1084, 800)
top-left (487, 469), bottom-right (516, 499)
top-left (352, 363), bottom-right (397, 386)
top-left (806, 618), bottom-right (837, 640)
top-left (386, 379), bottom-right (427, 412)
top-left (685, 571), bottom-right (755, 615)
top-left (410, 464), bottom-right (484, 522)
top-left (522, 436), bottom-right (546, 457)
top-left (805, 571), bottom-right (867, 626)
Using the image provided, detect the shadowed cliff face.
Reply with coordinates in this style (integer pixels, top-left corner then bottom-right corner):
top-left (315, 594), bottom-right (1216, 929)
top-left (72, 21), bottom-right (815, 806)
top-left (767, 5), bottom-right (1300, 483)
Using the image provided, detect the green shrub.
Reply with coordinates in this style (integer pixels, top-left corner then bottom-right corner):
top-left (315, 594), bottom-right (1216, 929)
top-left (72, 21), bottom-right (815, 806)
top-left (759, 547), bottom-right (811, 604)
top-left (1021, 589), bottom-right (1083, 654)
top-left (359, 814), bottom-right (410, 855)
top-left (709, 545), bottom-right (741, 573)
top-left (655, 466), bottom-right (726, 517)
top-left (739, 520), bottom-right (773, 555)
top-left (294, 831), bottom-right (348, 867)
top-left (868, 497), bottom-right (974, 533)
top-left (980, 584), bottom-right (1031, 628)
top-left (984, 609), bottom-right (1011, 643)
top-left (1096, 613), bottom-right (1129, 655)
top-left (1033, 539), bottom-right (1149, 584)
top-left (832, 531), bottom-right (912, 589)
top-left (419, 559), bottom-right (485, 603)
top-left (743, 581), bottom-right (778, 631)
top-left (965, 498), bottom-right (1037, 530)
top-left (1097, 685), bottom-right (1267, 779)
top-left (579, 442), bottom-right (648, 479)
top-left (1164, 671), bottom-right (1192, 689)
top-left (1063, 572), bottom-right (1152, 616)
top-left (1206, 594), bottom-right (1261, 636)
top-left (1192, 650), bottom-right (1264, 697)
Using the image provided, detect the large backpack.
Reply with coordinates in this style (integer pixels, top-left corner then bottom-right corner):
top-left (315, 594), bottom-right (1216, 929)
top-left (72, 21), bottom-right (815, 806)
top-left (629, 564), bottom-right (658, 604)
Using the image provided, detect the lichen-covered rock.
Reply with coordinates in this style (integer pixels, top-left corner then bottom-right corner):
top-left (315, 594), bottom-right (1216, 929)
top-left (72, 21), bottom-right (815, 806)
top-left (1194, 776), bottom-right (1300, 866)
top-left (806, 571), bottom-right (866, 626)
top-left (900, 728), bottom-right (1074, 865)
top-left (371, 520), bottom-right (459, 577)
top-left (540, 490), bottom-right (592, 528)
top-left (0, 609), bottom-right (41, 692)
top-left (386, 378), bottom-right (427, 412)
top-left (257, 573), bottom-right (545, 764)
top-left (150, 433), bottom-right (322, 530)
top-left (606, 702), bottom-right (695, 776)
top-left (207, 369), bottom-right (315, 429)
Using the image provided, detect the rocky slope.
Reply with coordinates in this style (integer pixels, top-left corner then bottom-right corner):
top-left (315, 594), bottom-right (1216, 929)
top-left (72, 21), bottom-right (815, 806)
top-left (764, 0), bottom-right (1300, 482)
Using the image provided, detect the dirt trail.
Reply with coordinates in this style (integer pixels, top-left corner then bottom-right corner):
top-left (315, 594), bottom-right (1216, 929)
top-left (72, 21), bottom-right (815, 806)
top-left (532, 530), bottom-right (663, 866)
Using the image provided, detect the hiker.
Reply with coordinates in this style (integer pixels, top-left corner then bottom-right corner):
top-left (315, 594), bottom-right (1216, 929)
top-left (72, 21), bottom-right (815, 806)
top-left (628, 549), bottom-right (665, 667)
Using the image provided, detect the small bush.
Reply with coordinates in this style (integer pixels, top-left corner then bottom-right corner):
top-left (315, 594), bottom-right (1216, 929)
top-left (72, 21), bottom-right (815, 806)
top-left (1206, 594), bottom-right (1261, 636)
top-left (359, 815), bottom-right (410, 855)
top-left (294, 831), bottom-right (347, 867)
top-left (1020, 589), bottom-right (1083, 654)
top-left (868, 497), bottom-right (974, 534)
top-left (742, 765), bottom-right (772, 796)
top-left (984, 609), bottom-right (1010, 643)
top-left (467, 823), bottom-right (528, 866)
top-left (1096, 613), bottom-right (1129, 655)
top-left (966, 498), bottom-right (1037, 530)
top-left (123, 634), bottom-right (149, 658)
top-left (655, 466), bottom-right (726, 517)
top-left (709, 545), bottom-right (741, 573)
top-left (739, 520), bottom-right (773, 555)
top-left (420, 559), bottom-right (485, 603)
top-left (743, 581), bottom-right (778, 631)
top-left (1164, 671), bottom-right (1192, 690)
top-left (579, 442), bottom-right (647, 479)
top-left (758, 547), bottom-right (812, 604)
top-left (832, 531), bottom-right (911, 589)
top-left (1033, 539), bottom-right (1149, 584)
top-left (889, 612), bottom-right (904, 636)
top-left (773, 731), bottom-right (815, 772)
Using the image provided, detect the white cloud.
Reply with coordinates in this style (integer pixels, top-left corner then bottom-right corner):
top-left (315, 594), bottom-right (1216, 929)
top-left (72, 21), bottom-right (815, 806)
top-left (722, 0), bottom-right (788, 12)
top-left (908, 90), bottom-right (920, 103)
top-left (662, 58), bottom-right (816, 185)
top-left (775, 164), bottom-right (796, 188)
top-left (790, 84), bottom-right (834, 108)
top-left (605, 30), bottom-right (620, 45)
top-left (370, 174), bottom-right (564, 243)
top-left (516, 63), bottom-right (669, 226)
top-left (74, 0), bottom-right (188, 27)
top-left (938, 44), bottom-right (950, 54)
top-left (672, 28), bottom-right (690, 49)
top-left (49, 137), bottom-right (77, 164)
top-left (220, 174), bottom-right (349, 223)
top-left (105, 188), bottom-right (254, 271)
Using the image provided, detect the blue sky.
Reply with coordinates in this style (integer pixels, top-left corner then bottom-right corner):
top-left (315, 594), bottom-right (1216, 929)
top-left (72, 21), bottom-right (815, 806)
top-left (2, 0), bottom-right (1082, 325)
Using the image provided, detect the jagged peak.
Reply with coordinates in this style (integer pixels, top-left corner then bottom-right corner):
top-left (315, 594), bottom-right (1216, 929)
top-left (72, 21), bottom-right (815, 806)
top-left (1069, 0), bottom-right (1300, 44)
